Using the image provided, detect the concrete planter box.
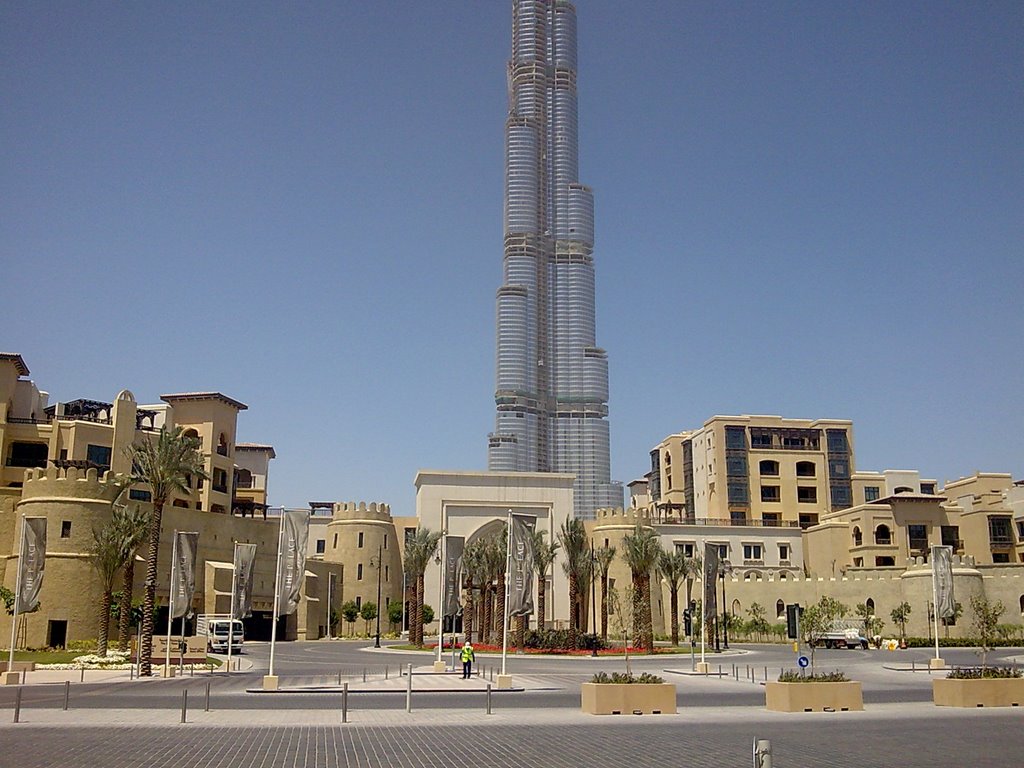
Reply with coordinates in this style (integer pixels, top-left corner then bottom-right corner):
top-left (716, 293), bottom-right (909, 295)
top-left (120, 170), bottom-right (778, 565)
top-left (933, 678), bottom-right (1024, 708)
top-left (765, 681), bottom-right (863, 712)
top-left (0, 661), bottom-right (35, 673)
top-left (580, 682), bottom-right (677, 715)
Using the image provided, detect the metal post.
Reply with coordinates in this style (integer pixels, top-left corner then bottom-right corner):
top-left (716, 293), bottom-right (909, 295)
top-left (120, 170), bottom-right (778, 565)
top-left (80, 667), bottom-right (85, 683)
top-left (338, 669), bottom-right (342, 686)
top-left (486, 682), bottom-right (492, 715)
top-left (13, 687), bottom-right (22, 723)
top-left (734, 665), bottom-right (738, 681)
top-left (342, 682), bottom-right (348, 723)
top-left (362, 667), bottom-right (366, 683)
top-left (63, 680), bottom-right (70, 711)
top-left (205, 681), bottom-right (210, 712)
top-left (374, 544), bottom-right (382, 648)
top-left (180, 689), bottom-right (188, 724)
top-left (406, 663), bottom-right (413, 713)
top-left (753, 739), bottom-right (773, 768)
top-left (385, 665), bottom-right (389, 680)
top-left (764, 666), bottom-right (768, 682)
top-left (21, 669), bottom-right (26, 685)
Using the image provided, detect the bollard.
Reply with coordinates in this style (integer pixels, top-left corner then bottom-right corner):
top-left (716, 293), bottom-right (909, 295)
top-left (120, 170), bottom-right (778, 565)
top-left (363, 667), bottom-right (366, 683)
top-left (385, 665), bottom-right (389, 680)
top-left (130, 665), bottom-right (134, 680)
top-left (13, 687), bottom-right (22, 723)
top-left (338, 669), bottom-right (342, 686)
top-left (63, 680), bottom-right (70, 711)
top-left (734, 666), bottom-right (739, 682)
top-left (342, 682), bottom-right (348, 723)
top-left (205, 681), bottom-right (210, 712)
top-left (753, 738), bottom-right (773, 768)
top-left (181, 689), bottom-right (188, 724)
top-left (190, 664), bottom-right (194, 677)
top-left (22, 669), bottom-right (27, 685)
top-left (718, 665), bottom-right (722, 677)
top-left (80, 667), bottom-right (85, 683)
top-left (764, 666), bottom-right (768, 682)
top-left (486, 683), bottom-right (492, 715)
top-left (406, 663), bottom-right (413, 713)
top-left (912, 660), bottom-right (916, 672)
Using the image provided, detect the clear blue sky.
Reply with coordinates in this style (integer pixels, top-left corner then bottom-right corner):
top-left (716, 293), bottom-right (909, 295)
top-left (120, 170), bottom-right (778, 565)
top-left (3, 1), bottom-right (1021, 511)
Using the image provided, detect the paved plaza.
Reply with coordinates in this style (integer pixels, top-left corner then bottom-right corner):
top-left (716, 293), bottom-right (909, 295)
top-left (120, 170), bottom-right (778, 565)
top-left (1, 642), bottom-right (1022, 767)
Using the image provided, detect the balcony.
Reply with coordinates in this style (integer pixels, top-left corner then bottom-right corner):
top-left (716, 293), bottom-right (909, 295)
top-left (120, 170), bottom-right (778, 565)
top-left (663, 517), bottom-right (800, 529)
top-left (6, 416), bottom-right (52, 425)
top-left (5, 456), bottom-right (47, 468)
top-left (989, 536), bottom-right (1014, 548)
top-left (212, 483), bottom-right (228, 494)
top-left (216, 445), bottom-right (229, 457)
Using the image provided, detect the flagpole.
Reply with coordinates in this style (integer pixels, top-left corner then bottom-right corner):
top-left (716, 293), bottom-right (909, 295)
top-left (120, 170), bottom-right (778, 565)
top-left (931, 553), bottom-right (941, 661)
top-left (165, 531), bottom-right (178, 675)
top-left (437, 518), bottom-right (446, 665)
top-left (268, 511), bottom-right (285, 678)
top-left (500, 509), bottom-right (512, 677)
top-left (228, 542), bottom-right (238, 675)
top-left (7, 515), bottom-right (26, 673)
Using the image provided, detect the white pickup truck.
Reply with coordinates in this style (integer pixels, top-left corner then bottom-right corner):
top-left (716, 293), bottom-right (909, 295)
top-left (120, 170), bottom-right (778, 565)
top-left (814, 624), bottom-right (869, 650)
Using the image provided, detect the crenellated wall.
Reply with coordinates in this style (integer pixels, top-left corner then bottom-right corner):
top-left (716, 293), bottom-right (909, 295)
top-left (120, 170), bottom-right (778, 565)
top-left (323, 502), bottom-right (402, 621)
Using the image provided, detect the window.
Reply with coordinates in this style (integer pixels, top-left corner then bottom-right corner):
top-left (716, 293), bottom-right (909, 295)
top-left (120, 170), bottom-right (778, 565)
top-left (385, 566), bottom-right (389, 581)
top-left (908, 525), bottom-right (928, 553)
top-left (864, 486), bottom-right (880, 502)
top-left (743, 544), bottom-right (763, 561)
top-left (799, 513), bottom-right (818, 529)
top-left (776, 600), bottom-right (785, 618)
top-left (988, 516), bottom-right (1013, 546)
top-left (727, 482), bottom-right (749, 504)
top-left (760, 485), bottom-right (780, 502)
top-left (725, 426), bottom-right (746, 450)
top-left (357, 564), bottom-right (363, 580)
top-left (827, 430), bottom-right (848, 452)
top-left (866, 598), bottom-right (875, 613)
top-left (333, 533), bottom-right (338, 548)
top-left (315, 539), bottom-right (326, 555)
top-left (796, 461), bottom-right (816, 478)
top-left (384, 534), bottom-right (388, 550)
top-left (829, 460), bottom-right (848, 478)
top-left (7, 442), bottom-right (48, 468)
top-left (358, 531), bottom-right (364, 548)
top-left (731, 510), bottom-right (748, 525)
top-left (762, 513), bottom-right (780, 527)
top-left (86, 444), bottom-right (112, 468)
top-left (60, 521), bottom-right (72, 538)
top-left (236, 469), bottom-right (253, 489)
top-left (129, 488), bottom-right (152, 502)
top-left (894, 486), bottom-right (914, 495)
top-left (718, 544), bottom-right (728, 559)
top-left (797, 486), bottom-right (817, 503)
top-left (853, 557), bottom-right (863, 567)
top-left (726, 456), bottom-right (747, 476)
top-left (875, 525), bottom-right (892, 545)
top-left (675, 542), bottom-right (695, 558)
top-left (751, 431), bottom-right (773, 449)
top-left (875, 556), bottom-right (895, 566)
top-left (853, 527), bottom-right (862, 546)
top-left (831, 484), bottom-right (852, 507)
top-left (1017, 522), bottom-right (1024, 540)
top-left (920, 483), bottom-right (936, 495)
top-left (993, 553), bottom-right (1010, 563)
top-left (355, 596), bottom-right (361, 609)
top-left (778, 544), bottom-right (790, 562)
top-left (759, 460), bottom-right (779, 476)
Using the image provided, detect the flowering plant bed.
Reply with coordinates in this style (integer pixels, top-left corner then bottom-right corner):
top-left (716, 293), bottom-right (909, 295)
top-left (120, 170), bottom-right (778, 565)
top-left (432, 642), bottom-right (685, 656)
top-left (581, 677), bottom-right (676, 715)
top-left (934, 671), bottom-right (1024, 707)
top-left (765, 680), bottom-right (863, 712)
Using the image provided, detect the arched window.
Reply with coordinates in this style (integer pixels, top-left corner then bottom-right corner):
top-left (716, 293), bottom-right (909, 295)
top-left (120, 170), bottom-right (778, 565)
top-left (795, 461), bottom-right (816, 477)
top-left (731, 599), bottom-right (741, 617)
top-left (182, 428), bottom-right (201, 448)
top-left (875, 524), bottom-right (892, 545)
top-left (1019, 595), bottom-right (1024, 615)
top-left (853, 526), bottom-right (862, 546)
top-left (894, 486), bottom-right (913, 495)
top-left (236, 468), bottom-right (253, 489)
top-left (778, 571), bottom-right (788, 581)
top-left (759, 460), bottom-right (779, 476)
top-left (218, 433), bottom-right (229, 456)
top-left (866, 598), bottom-right (875, 613)
top-left (776, 599), bottom-right (785, 618)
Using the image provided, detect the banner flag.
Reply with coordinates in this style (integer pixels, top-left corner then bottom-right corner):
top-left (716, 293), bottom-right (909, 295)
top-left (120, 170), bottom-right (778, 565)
top-left (931, 545), bottom-right (956, 620)
top-left (170, 532), bottom-right (199, 619)
top-left (702, 542), bottom-right (719, 620)
top-left (508, 514), bottom-right (536, 617)
top-left (443, 536), bottom-right (465, 618)
top-left (233, 543), bottom-right (258, 620)
top-left (16, 517), bottom-right (47, 613)
top-left (277, 509), bottom-right (310, 616)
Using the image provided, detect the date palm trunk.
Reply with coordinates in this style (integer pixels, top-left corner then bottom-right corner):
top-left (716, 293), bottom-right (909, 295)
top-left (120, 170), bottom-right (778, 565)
top-left (139, 501), bottom-right (163, 677)
top-left (118, 558), bottom-right (136, 651)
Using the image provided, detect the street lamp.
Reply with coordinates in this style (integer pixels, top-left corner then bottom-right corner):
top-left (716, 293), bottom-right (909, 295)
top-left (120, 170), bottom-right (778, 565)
top-left (721, 560), bottom-right (732, 650)
top-left (590, 541), bottom-right (598, 657)
top-left (372, 545), bottom-right (383, 648)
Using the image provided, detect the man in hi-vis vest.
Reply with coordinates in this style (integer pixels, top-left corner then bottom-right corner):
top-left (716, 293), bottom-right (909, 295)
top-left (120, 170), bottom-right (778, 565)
top-left (460, 641), bottom-right (475, 679)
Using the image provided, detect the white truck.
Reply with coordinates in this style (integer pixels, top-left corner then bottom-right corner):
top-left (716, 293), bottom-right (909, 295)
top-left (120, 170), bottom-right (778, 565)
top-left (196, 615), bottom-right (244, 653)
top-left (814, 622), bottom-right (869, 650)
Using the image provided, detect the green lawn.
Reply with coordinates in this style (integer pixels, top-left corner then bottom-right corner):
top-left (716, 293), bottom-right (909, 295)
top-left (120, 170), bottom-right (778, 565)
top-left (6, 649), bottom-right (85, 664)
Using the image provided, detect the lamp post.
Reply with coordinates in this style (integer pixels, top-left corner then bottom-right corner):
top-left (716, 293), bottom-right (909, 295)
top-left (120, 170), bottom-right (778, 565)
top-left (720, 560), bottom-right (732, 650)
top-left (590, 541), bottom-right (598, 657)
top-left (374, 544), bottom-right (383, 648)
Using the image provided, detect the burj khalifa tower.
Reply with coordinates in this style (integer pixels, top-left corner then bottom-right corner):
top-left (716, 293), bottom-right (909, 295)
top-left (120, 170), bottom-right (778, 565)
top-left (487, 0), bottom-right (622, 519)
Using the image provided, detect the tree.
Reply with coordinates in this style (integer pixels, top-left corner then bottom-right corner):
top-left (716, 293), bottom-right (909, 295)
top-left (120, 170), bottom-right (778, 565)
top-left (125, 426), bottom-right (207, 676)
top-left (422, 604), bottom-right (434, 627)
top-left (594, 545), bottom-right (616, 640)
top-left (113, 503), bottom-right (150, 650)
top-left (942, 601), bottom-right (963, 638)
top-left (387, 601), bottom-right (403, 633)
top-left (890, 602), bottom-right (912, 642)
top-left (620, 524), bottom-right (662, 653)
top-left (360, 601), bottom-right (377, 636)
top-left (854, 602), bottom-right (884, 641)
top-left (532, 529), bottom-right (560, 632)
top-left (402, 527), bottom-right (441, 647)
top-left (557, 518), bottom-right (589, 641)
top-left (970, 594), bottom-right (1005, 670)
top-left (89, 516), bottom-right (125, 656)
top-left (341, 600), bottom-right (359, 635)
top-left (746, 602), bottom-right (770, 642)
top-left (460, 540), bottom-right (485, 643)
top-left (800, 596), bottom-right (849, 674)
top-left (657, 548), bottom-right (688, 645)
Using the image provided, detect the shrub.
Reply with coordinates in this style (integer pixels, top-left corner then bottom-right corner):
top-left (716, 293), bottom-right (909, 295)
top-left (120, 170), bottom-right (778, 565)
top-left (778, 670), bottom-right (848, 683)
top-left (947, 666), bottom-right (1022, 679)
top-left (590, 671), bottom-right (665, 684)
top-left (524, 629), bottom-right (607, 652)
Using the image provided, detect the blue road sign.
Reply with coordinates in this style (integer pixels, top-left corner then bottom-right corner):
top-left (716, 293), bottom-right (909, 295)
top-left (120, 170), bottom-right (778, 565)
top-left (797, 655), bottom-right (809, 668)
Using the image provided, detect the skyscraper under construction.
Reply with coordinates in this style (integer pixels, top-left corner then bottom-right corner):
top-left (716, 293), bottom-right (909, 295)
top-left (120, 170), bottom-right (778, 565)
top-left (487, 0), bottom-right (621, 519)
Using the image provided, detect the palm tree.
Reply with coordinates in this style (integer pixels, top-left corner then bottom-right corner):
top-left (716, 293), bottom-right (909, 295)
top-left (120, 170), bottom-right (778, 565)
top-left (557, 518), bottom-right (589, 640)
top-left (125, 426), bottom-right (207, 676)
top-left (89, 518), bottom-right (123, 656)
top-left (594, 545), bottom-right (616, 640)
top-left (460, 540), bottom-right (485, 644)
top-left (532, 530), bottom-right (559, 632)
top-left (657, 548), bottom-right (688, 645)
top-left (621, 524), bottom-right (662, 652)
top-left (115, 504), bottom-right (150, 651)
top-left (481, 534), bottom-right (505, 644)
top-left (402, 527), bottom-right (441, 647)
